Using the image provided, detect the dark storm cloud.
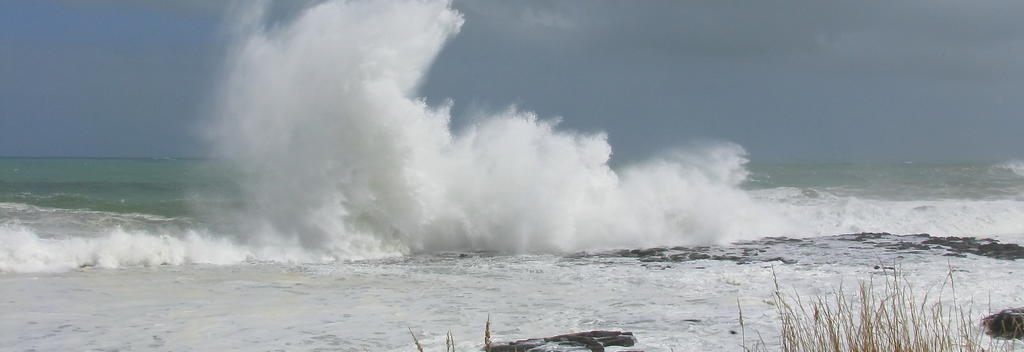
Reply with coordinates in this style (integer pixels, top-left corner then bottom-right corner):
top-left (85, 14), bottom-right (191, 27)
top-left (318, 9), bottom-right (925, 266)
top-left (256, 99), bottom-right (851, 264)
top-left (2, 0), bottom-right (1022, 160)
top-left (453, 0), bottom-right (1024, 75)
top-left (56, 0), bottom-right (228, 17)
top-left (422, 0), bottom-right (1024, 161)
top-left (0, 1), bottom-right (224, 157)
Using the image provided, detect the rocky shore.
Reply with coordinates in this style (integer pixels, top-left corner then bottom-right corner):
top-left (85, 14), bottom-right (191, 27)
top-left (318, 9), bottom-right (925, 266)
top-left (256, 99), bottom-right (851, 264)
top-left (489, 331), bottom-right (637, 352)
top-left (587, 232), bottom-right (1024, 266)
top-left (469, 233), bottom-right (1024, 351)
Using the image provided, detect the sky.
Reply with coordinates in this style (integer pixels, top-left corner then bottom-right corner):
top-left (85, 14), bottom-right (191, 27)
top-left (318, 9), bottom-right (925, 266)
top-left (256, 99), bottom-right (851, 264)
top-left (1, 0), bottom-right (1022, 161)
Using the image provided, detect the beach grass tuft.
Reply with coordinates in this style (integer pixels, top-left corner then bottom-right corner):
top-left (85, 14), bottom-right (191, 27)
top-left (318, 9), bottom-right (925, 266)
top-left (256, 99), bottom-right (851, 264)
top-left (743, 266), bottom-right (1017, 352)
top-left (484, 314), bottom-right (492, 352)
top-left (409, 328), bottom-right (457, 352)
top-left (409, 328), bottom-right (425, 352)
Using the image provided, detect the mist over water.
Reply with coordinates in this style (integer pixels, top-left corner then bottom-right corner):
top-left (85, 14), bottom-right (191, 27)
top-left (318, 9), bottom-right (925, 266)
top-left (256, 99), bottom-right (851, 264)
top-left (208, 0), bottom-right (786, 258)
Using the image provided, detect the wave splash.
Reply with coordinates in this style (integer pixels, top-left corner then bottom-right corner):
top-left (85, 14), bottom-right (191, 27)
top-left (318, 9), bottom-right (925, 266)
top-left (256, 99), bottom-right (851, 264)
top-left (5, 1), bottom-right (1022, 273)
top-left (0, 225), bottom-right (249, 273)
top-left (996, 160), bottom-right (1024, 178)
top-left (206, 0), bottom-right (787, 258)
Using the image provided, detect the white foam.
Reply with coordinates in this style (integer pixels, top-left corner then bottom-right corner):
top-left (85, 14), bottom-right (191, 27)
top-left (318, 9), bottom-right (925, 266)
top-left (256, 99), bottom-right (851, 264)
top-left (208, 0), bottom-right (790, 256)
top-left (0, 225), bottom-right (252, 273)
top-left (2, 245), bottom-right (1015, 351)
top-left (8, 184), bottom-right (1022, 274)
top-left (755, 187), bottom-right (1024, 238)
top-left (996, 159), bottom-right (1024, 178)
top-left (9, 1), bottom-right (1020, 274)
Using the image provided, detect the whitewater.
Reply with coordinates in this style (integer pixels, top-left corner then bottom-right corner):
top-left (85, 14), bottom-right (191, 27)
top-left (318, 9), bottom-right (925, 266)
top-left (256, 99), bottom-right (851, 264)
top-left (3, 1), bottom-right (1024, 350)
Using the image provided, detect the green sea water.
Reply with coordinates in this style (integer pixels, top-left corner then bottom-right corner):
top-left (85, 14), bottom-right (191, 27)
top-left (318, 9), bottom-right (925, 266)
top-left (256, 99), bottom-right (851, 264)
top-left (745, 161), bottom-right (1024, 200)
top-left (2, 156), bottom-right (1023, 274)
top-left (0, 158), bottom-right (239, 218)
top-left (2, 158), bottom-right (1022, 219)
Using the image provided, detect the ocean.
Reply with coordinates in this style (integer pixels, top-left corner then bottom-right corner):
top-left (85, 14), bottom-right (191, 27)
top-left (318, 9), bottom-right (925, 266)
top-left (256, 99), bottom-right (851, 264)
top-left (2, 158), bottom-right (1023, 240)
top-left (3, 158), bottom-right (1024, 351)
top-left (5, 1), bottom-right (1024, 350)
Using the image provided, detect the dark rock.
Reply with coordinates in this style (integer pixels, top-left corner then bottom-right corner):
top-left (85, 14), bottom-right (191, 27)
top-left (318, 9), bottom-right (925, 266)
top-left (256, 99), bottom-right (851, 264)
top-left (633, 248), bottom-right (666, 257)
top-left (488, 331), bottom-right (636, 352)
top-left (763, 257), bottom-right (797, 264)
top-left (489, 339), bottom-right (545, 352)
top-left (763, 236), bottom-right (803, 243)
top-left (922, 236), bottom-right (1024, 260)
top-left (616, 248), bottom-right (666, 258)
top-left (983, 308), bottom-right (1024, 339)
top-left (604, 243), bottom-right (793, 265)
top-left (977, 242), bottom-right (1024, 260)
top-left (877, 242), bottom-right (932, 251)
top-left (593, 232), bottom-right (1024, 269)
top-left (840, 232), bottom-right (892, 242)
top-left (688, 253), bottom-right (711, 260)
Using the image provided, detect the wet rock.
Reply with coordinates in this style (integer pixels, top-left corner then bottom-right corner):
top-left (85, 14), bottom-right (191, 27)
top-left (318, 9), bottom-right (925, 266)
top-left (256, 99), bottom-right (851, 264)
top-left (595, 232), bottom-right (1024, 267)
top-left (687, 253), bottom-right (711, 260)
top-left (876, 242), bottom-right (932, 251)
top-left (839, 232), bottom-right (892, 242)
top-left (489, 331), bottom-right (637, 352)
top-left (762, 257), bottom-right (797, 264)
top-left (615, 248), bottom-right (666, 258)
top-left (606, 245), bottom-right (795, 265)
top-left (983, 308), bottom-right (1024, 339)
top-left (922, 236), bottom-right (1024, 260)
top-left (761, 236), bottom-right (804, 244)
top-left (977, 242), bottom-right (1024, 260)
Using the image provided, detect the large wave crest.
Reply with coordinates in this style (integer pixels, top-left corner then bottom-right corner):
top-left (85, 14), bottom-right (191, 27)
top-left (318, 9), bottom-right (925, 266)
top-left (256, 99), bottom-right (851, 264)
top-left (207, 0), bottom-right (787, 258)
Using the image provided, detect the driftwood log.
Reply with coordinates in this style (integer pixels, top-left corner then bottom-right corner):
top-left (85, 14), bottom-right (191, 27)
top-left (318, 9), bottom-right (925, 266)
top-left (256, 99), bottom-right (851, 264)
top-left (488, 330), bottom-right (638, 352)
top-left (983, 308), bottom-right (1024, 339)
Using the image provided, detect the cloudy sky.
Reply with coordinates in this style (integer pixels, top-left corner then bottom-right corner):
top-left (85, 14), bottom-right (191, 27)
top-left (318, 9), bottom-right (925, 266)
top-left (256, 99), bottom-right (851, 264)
top-left (2, 0), bottom-right (1022, 161)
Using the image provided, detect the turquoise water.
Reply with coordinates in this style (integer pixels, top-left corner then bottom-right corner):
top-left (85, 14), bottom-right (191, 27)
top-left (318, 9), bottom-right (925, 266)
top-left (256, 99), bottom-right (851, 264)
top-left (746, 161), bottom-right (1024, 200)
top-left (0, 158), bottom-right (239, 218)
top-left (2, 158), bottom-right (1021, 219)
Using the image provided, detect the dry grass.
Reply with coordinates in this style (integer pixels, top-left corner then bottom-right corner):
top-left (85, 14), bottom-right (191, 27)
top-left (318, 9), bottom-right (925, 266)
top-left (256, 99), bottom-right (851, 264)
top-left (484, 314), bottom-right (492, 352)
top-left (409, 328), bottom-right (456, 352)
top-left (408, 315), bottom-right (489, 352)
top-left (412, 268), bottom-right (1017, 351)
top-left (743, 267), bottom-right (1018, 352)
top-left (409, 328), bottom-right (425, 352)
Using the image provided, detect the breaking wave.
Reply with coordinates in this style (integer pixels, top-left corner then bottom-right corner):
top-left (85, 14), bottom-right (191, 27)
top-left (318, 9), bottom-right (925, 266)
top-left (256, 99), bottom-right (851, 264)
top-left (0, 225), bottom-right (248, 273)
top-left (996, 160), bottom-right (1024, 178)
top-left (3, 1), bottom-right (1023, 273)
top-left (206, 0), bottom-right (789, 257)
top-left (753, 188), bottom-right (1024, 237)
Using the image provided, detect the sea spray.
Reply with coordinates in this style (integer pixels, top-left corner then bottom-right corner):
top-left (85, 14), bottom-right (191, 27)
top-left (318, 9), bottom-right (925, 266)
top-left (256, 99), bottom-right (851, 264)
top-left (752, 189), bottom-right (1024, 237)
top-left (996, 160), bottom-right (1024, 178)
top-left (4, 1), bottom-right (1024, 274)
top-left (207, 0), bottom-right (789, 257)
